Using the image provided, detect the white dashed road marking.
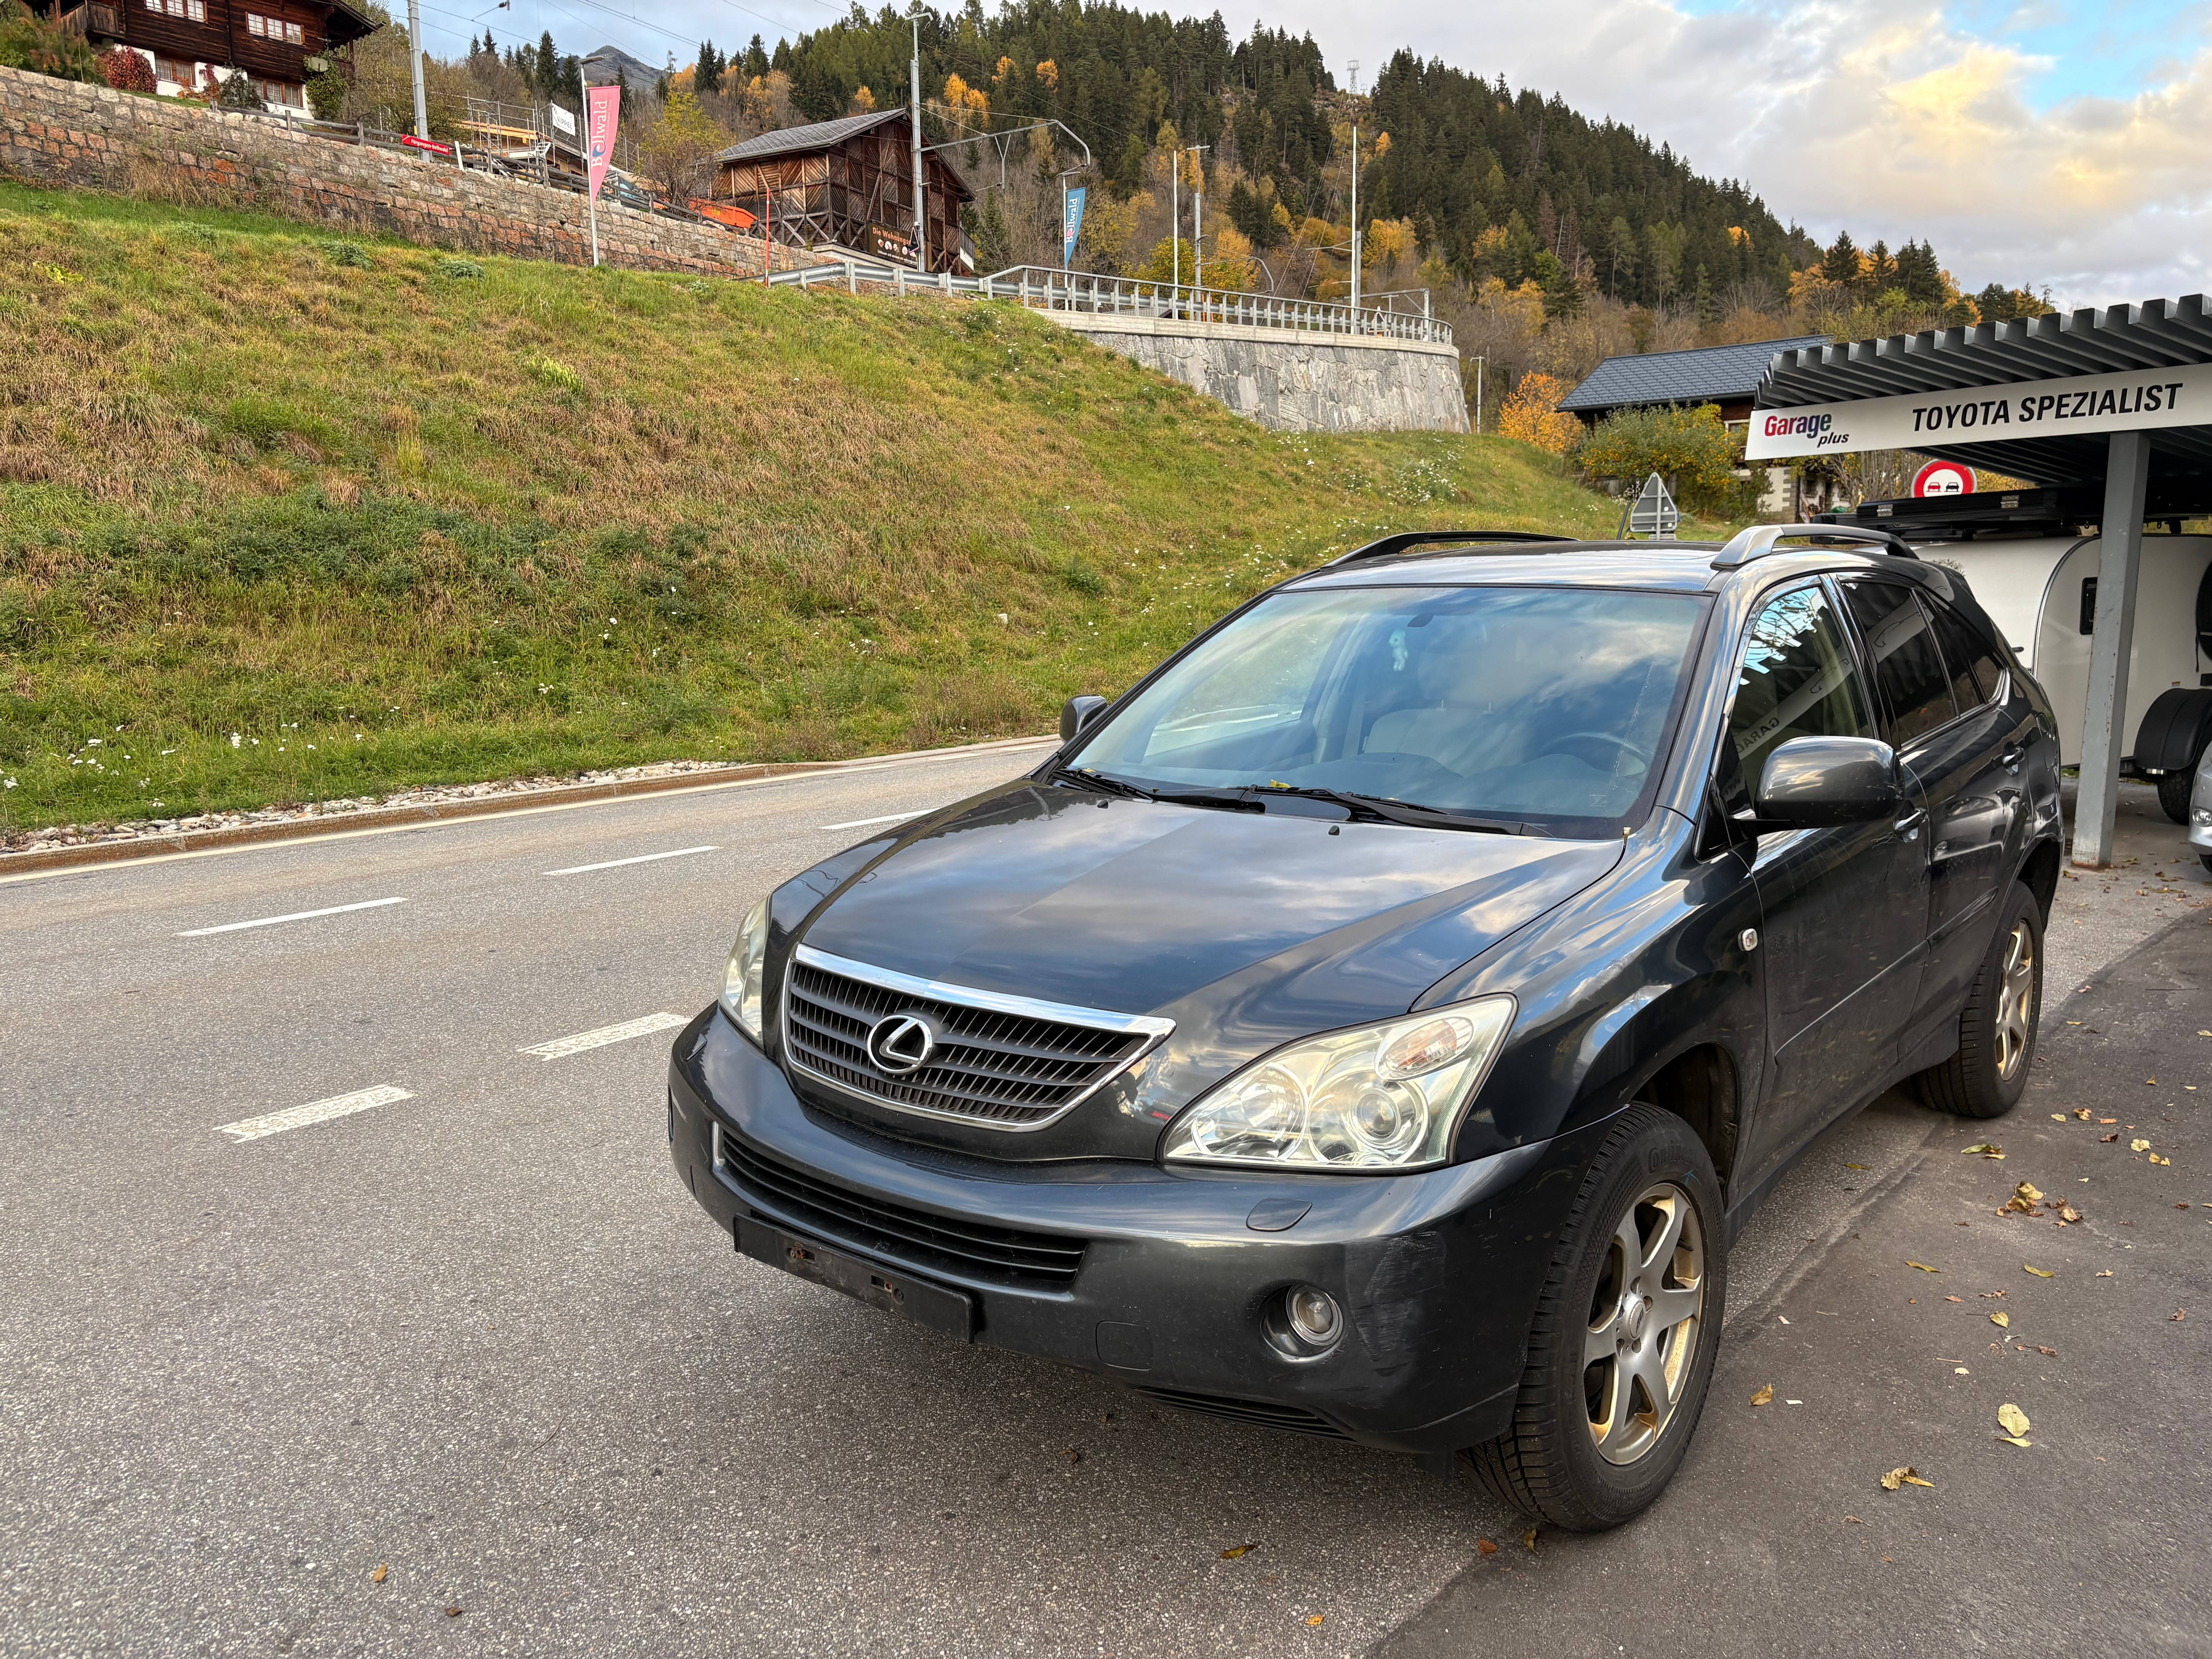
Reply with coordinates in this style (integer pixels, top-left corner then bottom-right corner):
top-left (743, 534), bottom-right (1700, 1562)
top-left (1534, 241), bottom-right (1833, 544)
top-left (544, 846), bottom-right (719, 876)
top-left (178, 896), bottom-right (407, 937)
top-left (519, 1011), bottom-right (690, 1060)
top-left (217, 1085), bottom-right (414, 1142)
top-left (820, 812), bottom-right (926, 831)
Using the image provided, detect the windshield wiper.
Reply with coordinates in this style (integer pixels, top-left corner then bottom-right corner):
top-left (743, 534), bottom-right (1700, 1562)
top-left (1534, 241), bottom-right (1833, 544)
top-left (1250, 783), bottom-right (1527, 835)
top-left (1048, 765), bottom-right (1157, 800)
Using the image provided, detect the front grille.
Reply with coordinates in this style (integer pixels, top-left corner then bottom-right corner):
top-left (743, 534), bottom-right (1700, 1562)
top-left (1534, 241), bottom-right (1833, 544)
top-left (781, 946), bottom-right (1171, 1130)
top-left (1136, 1386), bottom-right (1353, 1440)
top-left (718, 1125), bottom-right (1088, 1289)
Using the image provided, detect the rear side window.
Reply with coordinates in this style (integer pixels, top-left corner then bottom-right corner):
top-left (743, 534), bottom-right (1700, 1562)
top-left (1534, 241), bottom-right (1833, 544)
top-left (1727, 585), bottom-right (1874, 800)
top-left (1839, 580), bottom-right (1955, 745)
top-left (1923, 597), bottom-right (2005, 707)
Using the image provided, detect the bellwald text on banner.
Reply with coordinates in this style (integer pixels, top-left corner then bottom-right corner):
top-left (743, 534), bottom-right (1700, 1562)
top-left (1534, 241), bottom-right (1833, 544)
top-left (585, 84), bottom-right (620, 201)
top-left (1062, 187), bottom-right (1086, 266)
top-left (1744, 361), bottom-right (2212, 460)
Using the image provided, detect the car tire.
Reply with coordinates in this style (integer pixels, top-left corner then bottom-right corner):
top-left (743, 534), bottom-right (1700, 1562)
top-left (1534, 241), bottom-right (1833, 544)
top-left (2156, 770), bottom-right (2193, 825)
top-left (1465, 1104), bottom-right (1725, 1532)
top-left (1913, 882), bottom-right (2043, 1120)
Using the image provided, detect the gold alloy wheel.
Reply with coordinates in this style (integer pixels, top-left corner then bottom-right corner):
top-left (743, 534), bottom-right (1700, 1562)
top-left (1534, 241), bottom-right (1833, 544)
top-left (1994, 919), bottom-right (2036, 1081)
top-left (1583, 1183), bottom-right (1705, 1466)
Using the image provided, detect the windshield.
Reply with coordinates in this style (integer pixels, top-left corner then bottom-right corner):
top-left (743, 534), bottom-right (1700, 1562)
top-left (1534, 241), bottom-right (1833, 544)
top-left (1069, 584), bottom-right (1706, 833)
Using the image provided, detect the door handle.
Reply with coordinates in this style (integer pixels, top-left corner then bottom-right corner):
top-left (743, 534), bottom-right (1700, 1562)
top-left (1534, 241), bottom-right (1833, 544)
top-left (1894, 806), bottom-right (1926, 841)
top-left (1999, 747), bottom-right (2023, 774)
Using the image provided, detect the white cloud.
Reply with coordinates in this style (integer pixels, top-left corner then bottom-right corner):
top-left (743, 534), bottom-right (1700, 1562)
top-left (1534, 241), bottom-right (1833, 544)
top-left (1192, 0), bottom-right (2212, 306)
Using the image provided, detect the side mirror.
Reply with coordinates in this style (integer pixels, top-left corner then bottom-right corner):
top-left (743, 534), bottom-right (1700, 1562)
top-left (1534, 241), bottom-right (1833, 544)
top-left (1060, 695), bottom-right (1109, 743)
top-left (1755, 735), bottom-right (1899, 828)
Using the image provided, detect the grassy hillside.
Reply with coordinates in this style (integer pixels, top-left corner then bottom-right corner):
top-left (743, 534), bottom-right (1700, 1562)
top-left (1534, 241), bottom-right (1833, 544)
top-left (0, 182), bottom-right (1659, 836)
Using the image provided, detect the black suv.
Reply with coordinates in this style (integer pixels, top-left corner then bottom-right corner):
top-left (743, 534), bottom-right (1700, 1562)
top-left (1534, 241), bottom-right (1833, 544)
top-left (667, 526), bottom-right (2063, 1530)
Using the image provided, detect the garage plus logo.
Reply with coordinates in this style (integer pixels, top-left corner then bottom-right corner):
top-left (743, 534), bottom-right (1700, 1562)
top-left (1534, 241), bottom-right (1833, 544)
top-left (1760, 410), bottom-right (1845, 448)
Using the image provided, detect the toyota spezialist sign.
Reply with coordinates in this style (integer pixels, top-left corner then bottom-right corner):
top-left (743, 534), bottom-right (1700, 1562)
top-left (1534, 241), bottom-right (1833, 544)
top-left (1744, 361), bottom-right (2212, 459)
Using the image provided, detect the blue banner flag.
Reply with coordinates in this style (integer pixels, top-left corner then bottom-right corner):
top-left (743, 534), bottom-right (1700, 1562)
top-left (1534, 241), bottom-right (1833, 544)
top-left (1062, 186), bottom-right (1087, 266)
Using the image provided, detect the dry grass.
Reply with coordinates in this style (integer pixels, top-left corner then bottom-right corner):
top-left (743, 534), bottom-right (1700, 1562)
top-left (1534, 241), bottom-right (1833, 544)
top-left (0, 182), bottom-right (1655, 833)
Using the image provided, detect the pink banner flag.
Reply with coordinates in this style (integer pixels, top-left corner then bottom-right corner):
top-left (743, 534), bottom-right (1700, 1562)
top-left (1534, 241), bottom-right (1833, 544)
top-left (585, 83), bottom-right (620, 202)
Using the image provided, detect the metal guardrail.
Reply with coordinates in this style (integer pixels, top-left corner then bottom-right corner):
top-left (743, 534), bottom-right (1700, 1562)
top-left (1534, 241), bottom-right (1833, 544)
top-left (763, 261), bottom-right (1454, 346)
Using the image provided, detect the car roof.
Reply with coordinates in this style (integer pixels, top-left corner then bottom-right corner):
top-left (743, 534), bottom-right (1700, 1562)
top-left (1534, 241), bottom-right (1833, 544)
top-left (1281, 540), bottom-right (1932, 596)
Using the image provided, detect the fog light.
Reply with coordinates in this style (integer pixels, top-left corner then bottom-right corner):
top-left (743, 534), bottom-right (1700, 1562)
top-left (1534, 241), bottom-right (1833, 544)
top-left (1286, 1285), bottom-right (1343, 1348)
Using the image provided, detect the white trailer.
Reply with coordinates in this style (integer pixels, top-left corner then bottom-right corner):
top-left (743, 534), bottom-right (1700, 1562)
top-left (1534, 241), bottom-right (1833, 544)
top-left (1915, 531), bottom-right (2212, 819)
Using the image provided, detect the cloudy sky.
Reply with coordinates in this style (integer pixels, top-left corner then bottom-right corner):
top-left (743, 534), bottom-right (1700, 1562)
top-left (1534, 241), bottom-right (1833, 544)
top-left (424, 0), bottom-right (2210, 307)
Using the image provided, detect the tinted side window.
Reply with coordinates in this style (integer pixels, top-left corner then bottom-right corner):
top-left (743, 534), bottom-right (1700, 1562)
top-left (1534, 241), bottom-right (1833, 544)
top-left (1923, 596), bottom-right (2005, 706)
top-left (1840, 580), bottom-right (1955, 745)
top-left (1727, 586), bottom-right (1875, 801)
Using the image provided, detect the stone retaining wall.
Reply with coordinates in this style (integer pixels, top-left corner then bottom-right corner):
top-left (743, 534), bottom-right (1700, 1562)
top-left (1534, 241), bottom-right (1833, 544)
top-left (1046, 313), bottom-right (1470, 434)
top-left (0, 64), bottom-right (804, 277)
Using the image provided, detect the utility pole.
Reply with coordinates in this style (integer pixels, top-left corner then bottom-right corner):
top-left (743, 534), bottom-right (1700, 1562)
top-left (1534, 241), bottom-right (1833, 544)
top-left (406, 0), bottom-right (429, 141)
top-left (1186, 144), bottom-right (1208, 285)
top-left (1170, 146), bottom-right (1179, 293)
top-left (908, 7), bottom-right (926, 271)
top-left (1473, 356), bottom-right (1485, 434)
top-left (1348, 122), bottom-right (1360, 316)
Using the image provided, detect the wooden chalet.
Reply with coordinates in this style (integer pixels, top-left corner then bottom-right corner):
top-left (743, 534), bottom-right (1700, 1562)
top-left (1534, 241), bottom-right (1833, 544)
top-left (712, 109), bottom-right (974, 274)
top-left (34, 0), bottom-right (376, 113)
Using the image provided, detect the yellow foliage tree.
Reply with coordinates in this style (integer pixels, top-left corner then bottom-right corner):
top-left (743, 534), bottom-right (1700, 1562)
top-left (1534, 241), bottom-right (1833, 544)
top-left (991, 55), bottom-right (1017, 86)
top-left (942, 74), bottom-right (987, 115)
top-left (1035, 58), bottom-right (1057, 89)
top-left (1495, 372), bottom-right (1580, 454)
top-left (851, 85), bottom-right (875, 112)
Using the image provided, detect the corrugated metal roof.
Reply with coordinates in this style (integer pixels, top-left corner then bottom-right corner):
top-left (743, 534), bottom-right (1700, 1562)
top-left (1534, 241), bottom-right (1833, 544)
top-left (1755, 296), bottom-right (2212, 491)
top-left (1559, 336), bottom-right (1831, 413)
top-left (714, 109), bottom-right (909, 164)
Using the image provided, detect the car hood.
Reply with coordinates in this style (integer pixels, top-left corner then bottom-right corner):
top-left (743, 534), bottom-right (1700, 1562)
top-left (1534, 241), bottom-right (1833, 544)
top-left (783, 782), bottom-right (1623, 1158)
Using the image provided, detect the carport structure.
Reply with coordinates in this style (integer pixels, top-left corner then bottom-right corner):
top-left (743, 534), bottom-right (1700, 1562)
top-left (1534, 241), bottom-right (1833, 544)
top-left (1744, 296), bottom-right (2212, 866)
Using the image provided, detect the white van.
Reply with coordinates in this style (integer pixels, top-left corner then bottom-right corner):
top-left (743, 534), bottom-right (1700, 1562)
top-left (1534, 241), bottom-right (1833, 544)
top-left (1836, 495), bottom-right (2212, 822)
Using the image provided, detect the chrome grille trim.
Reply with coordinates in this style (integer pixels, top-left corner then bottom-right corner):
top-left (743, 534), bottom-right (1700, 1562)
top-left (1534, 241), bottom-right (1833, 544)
top-left (780, 944), bottom-right (1173, 1132)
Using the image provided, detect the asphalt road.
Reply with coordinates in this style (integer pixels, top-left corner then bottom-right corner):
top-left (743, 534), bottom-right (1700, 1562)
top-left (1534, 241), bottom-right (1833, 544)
top-left (3, 752), bottom-right (2206, 1657)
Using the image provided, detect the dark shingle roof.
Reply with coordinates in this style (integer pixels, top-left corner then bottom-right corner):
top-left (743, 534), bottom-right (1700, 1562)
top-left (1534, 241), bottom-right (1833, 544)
top-left (714, 109), bottom-right (910, 165)
top-left (1559, 336), bottom-right (1831, 414)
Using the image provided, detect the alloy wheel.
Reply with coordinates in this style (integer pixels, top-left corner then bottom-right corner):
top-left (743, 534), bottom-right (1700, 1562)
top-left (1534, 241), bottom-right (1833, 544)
top-left (1995, 920), bottom-right (2036, 1080)
top-left (1583, 1184), bottom-right (1705, 1466)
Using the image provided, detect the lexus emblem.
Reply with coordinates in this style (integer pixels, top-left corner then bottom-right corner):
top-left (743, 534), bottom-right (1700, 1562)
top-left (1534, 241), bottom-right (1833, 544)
top-left (866, 1013), bottom-right (938, 1076)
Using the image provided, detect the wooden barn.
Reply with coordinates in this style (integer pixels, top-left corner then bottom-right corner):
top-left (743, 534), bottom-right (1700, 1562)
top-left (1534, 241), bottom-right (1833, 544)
top-left (35, 0), bottom-right (376, 112)
top-left (712, 109), bottom-right (974, 274)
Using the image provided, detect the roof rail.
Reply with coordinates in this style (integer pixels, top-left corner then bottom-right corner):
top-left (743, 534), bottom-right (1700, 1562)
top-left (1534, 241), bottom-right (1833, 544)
top-left (1709, 523), bottom-right (1918, 570)
top-left (1330, 530), bottom-right (1576, 566)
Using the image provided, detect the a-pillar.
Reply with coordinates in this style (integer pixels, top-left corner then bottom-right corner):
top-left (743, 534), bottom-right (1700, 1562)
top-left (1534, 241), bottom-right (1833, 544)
top-left (2072, 428), bottom-right (2153, 867)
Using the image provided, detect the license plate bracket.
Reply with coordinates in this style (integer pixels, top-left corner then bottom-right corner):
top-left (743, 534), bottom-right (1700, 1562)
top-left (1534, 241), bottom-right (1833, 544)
top-left (736, 1215), bottom-right (975, 1341)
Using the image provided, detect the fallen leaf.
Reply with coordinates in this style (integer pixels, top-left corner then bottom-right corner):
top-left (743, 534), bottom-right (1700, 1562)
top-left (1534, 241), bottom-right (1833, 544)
top-left (1961, 1143), bottom-right (2003, 1157)
top-left (1881, 1466), bottom-right (1935, 1490)
top-left (370, 1564), bottom-right (388, 1584)
top-left (2050, 1113), bottom-right (2068, 1122)
top-left (1997, 1403), bottom-right (2031, 1436)
top-left (1845, 1515), bottom-right (1863, 1524)
top-left (1991, 1311), bottom-right (2011, 1328)
top-left (2036, 1346), bottom-right (2058, 1357)
top-left (1998, 1435), bottom-right (2034, 1449)
top-left (2024, 1264), bottom-right (2054, 1278)
top-left (1906, 1261), bottom-right (1940, 1273)
top-left (2014, 1181), bottom-right (2044, 1204)
top-left (1523, 1528), bottom-right (1538, 1552)
top-left (2173, 1309), bottom-right (2188, 1322)
top-left (1221, 1543), bottom-right (1258, 1559)
top-left (2100, 1118), bottom-right (2117, 1124)
top-left (2100, 1133), bottom-right (2120, 1143)
top-left (2073, 1108), bottom-right (2092, 1120)
top-left (1477, 1538), bottom-right (1499, 1556)
top-left (1307, 1614), bottom-right (1326, 1626)
top-left (1844, 1162), bottom-right (1870, 1170)
top-left (2096, 1270), bottom-right (2114, 1278)
top-left (2131, 1139), bottom-right (2152, 1153)
top-left (1944, 1295), bottom-right (1963, 1303)
top-left (1064, 1448), bottom-right (1083, 1464)
top-left (1751, 1384), bottom-right (1775, 1406)
top-left (2150, 1154), bottom-right (2172, 1166)
top-left (2179, 1203), bottom-right (2195, 1210)
top-left (444, 1607), bottom-right (463, 1619)
top-left (2057, 1204), bottom-right (2083, 1223)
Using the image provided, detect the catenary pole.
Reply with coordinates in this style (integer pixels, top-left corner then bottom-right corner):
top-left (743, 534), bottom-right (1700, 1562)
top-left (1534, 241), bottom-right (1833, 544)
top-left (1349, 121), bottom-right (1359, 318)
top-left (406, 0), bottom-right (429, 141)
top-left (909, 9), bottom-right (926, 272)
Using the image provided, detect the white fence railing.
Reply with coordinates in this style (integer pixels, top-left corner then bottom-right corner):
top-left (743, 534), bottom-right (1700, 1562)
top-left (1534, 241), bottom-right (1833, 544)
top-left (761, 259), bottom-right (1455, 347)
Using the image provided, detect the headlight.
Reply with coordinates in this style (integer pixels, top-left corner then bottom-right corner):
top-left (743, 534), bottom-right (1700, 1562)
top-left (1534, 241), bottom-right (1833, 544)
top-left (1161, 997), bottom-right (1514, 1171)
top-left (720, 896), bottom-right (771, 1041)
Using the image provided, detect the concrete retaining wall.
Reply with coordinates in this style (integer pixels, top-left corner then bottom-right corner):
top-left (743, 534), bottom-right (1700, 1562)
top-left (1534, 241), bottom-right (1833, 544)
top-left (1046, 313), bottom-right (1469, 434)
top-left (0, 64), bottom-right (804, 277)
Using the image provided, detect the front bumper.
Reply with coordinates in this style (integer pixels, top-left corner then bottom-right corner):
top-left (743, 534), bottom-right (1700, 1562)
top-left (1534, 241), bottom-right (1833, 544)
top-left (667, 1008), bottom-right (1610, 1454)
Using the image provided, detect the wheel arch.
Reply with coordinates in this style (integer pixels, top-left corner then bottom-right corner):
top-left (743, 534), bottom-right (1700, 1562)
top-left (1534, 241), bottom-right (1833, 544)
top-left (2017, 835), bottom-right (2062, 923)
top-left (1629, 1042), bottom-right (1741, 1197)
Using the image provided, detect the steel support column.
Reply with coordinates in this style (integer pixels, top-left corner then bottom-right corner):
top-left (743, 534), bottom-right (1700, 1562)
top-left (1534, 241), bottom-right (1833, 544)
top-left (2072, 428), bottom-right (2152, 867)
